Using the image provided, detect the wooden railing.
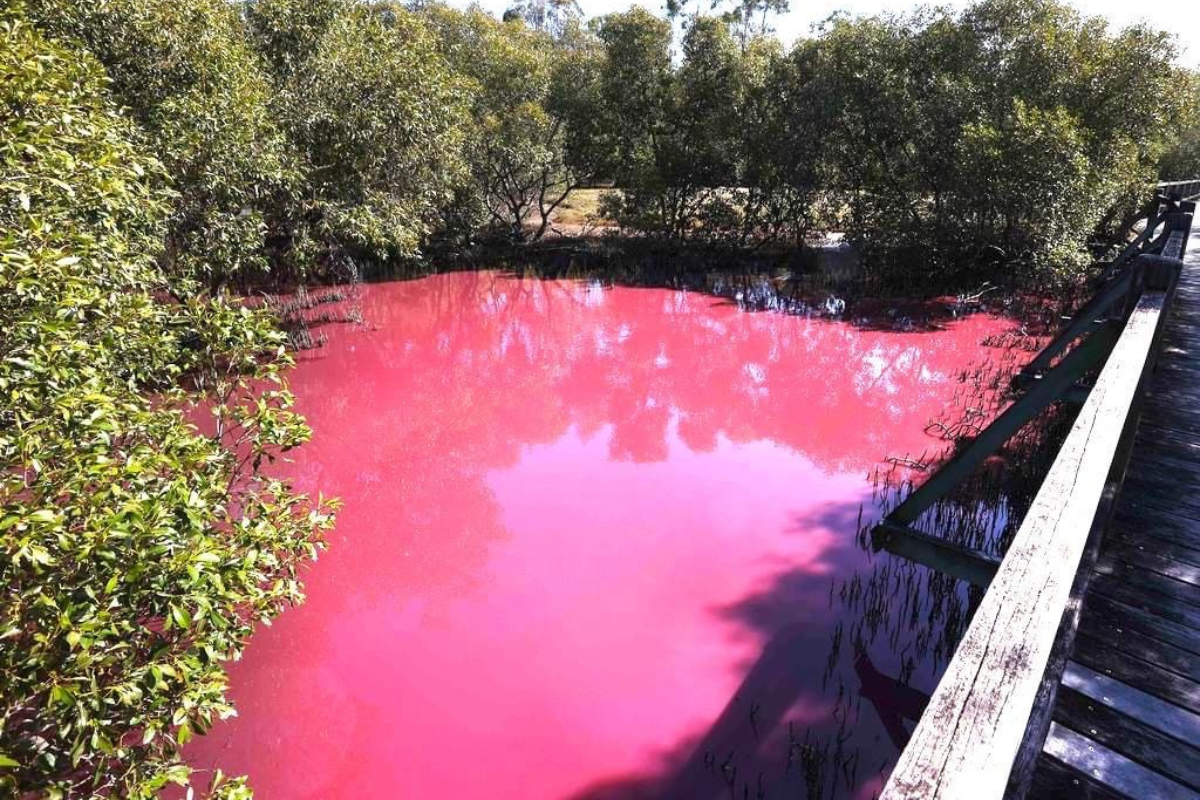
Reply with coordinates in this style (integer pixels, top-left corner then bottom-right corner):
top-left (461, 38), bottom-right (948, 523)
top-left (1159, 179), bottom-right (1200, 202)
top-left (877, 195), bottom-right (1196, 799)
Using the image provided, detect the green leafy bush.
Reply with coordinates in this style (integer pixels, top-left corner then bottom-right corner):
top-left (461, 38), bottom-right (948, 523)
top-left (761, 0), bottom-right (1189, 286)
top-left (256, 0), bottom-right (471, 263)
top-left (425, 5), bottom-right (593, 241)
top-left (590, 15), bottom-right (750, 240)
top-left (24, 0), bottom-right (299, 288)
top-left (0, 10), bottom-right (332, 797)
top-left (1159, 74), bottom-right (1200, 180)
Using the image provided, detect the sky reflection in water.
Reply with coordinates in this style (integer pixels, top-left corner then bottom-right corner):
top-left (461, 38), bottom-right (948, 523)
top-left (183, 271), bottom-right (1025, 799)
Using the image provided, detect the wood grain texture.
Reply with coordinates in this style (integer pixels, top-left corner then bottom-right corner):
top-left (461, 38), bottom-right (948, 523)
top-left (1042, 723), bottom-right (1200, 799)
top-left (1052, 685), bottom-right (1200, 790)
top-left (1070, 635), bottom-right (1200, 719)
top-left (1062, 661), bottom-right (1200, 747)
top-left (1078, 608), bottom-right (1200, 683)
top-left (1030, 754), bottom-right (1127, 800)
top-left (1078, 592), bottom-right (1200, 657)
top-left (1099, 538), bottom-right (1200, 580)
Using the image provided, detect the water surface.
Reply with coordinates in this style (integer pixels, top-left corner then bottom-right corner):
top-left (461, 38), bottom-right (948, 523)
top-left (185, 271), bottom-right (1026, 799)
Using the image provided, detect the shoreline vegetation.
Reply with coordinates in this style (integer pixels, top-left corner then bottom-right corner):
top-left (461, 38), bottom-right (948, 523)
top-left (1, 0), bottom-right (1198, 796)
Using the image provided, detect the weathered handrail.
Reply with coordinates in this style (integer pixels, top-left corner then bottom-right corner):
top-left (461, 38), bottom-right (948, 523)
top-left (878, 205), bottom-right (1194, 799)
top-left (1158, 178), bottom-right (1200, 202)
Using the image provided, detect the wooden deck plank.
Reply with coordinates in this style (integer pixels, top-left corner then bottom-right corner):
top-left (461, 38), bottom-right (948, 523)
top-left (1128, 417), bottom-right (1200, 444)
top-left (1126, 439), bottom-right (1200, 466)
top-left (1097, 540), bottom-right (1200, 586)
top-left (1133, 426), bottom-right (1200, 453)
top-left (1029, 755), bottom-right (1127, 800)
top-left (1136, 413), bottom-right (1200, 437)
top-left (1052, 686), bottom-right (1200, 790)
top-left (1117, 478), bottom-right (1200, 521)
top-left (1124, 472), bottom-right (1200, 499)
top-left (1087, 573), bottom-right (1200, 631)
top-left (1127, 447), bottom-right (1200, 475)
top-left (1062, 662), bottom-right (1200, 754)
top-left (1091, 558), bottom-right (1200, 608)
top-left (1107, 529), bottom-right (1200, 569)
top-left (1072, 634), bottom-right (1200, 716)
top-left (1033, 209), bottom-right (1200, 799)
top-left (1142, 394), bottom-right (1200, 416)
top-left (882, 208), bottom-right (1198, 800)
top-left (1112, 506), bottom-right (1200, 551)
top-left (1123, 462), bottom-right (1200, 497)
top-left (1079, 593), bottom-right (1200, 658)
top-left (1041, 723), bottom-right (1200, 799)
top-left (1078, 610), bottom-right (1200, 683)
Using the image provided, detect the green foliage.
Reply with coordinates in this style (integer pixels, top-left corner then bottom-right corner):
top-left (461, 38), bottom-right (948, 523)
top-left (20, 0), bottom-right (1190, 286)
top-left (244, 0), bottom-right (341, 80)
top-left (1159, 74), bottom-right (1200, 180)
top-left (24, 0), bottom-right (297, 288)
top-left (585, 12), bottom-right (772, 240)
top-left (426, 5), bottom-right (592, 241)
top-left (588, 8), bottom-right (677, 235)
top-left (956, 100), bottom-right (1093, 278)
top-left (257, 0), bottom-right (471, 262)
top-left (502, 0), bottom-right (582, 39)
top-left (592, 7), bottom-right (673, 184)
top-left (739, 37), bottom-right (818, 244)
top-left (663, 17), bottom-right (747, 236)
top-left (760, 0), bottom-right (1190, 285)
top-left (0, 10), bottom-right (332, 797)
top-left (558, 0), bottom-right (1189, 283)
top-left (720, 0), bottom-right (789, 49)
top-left (1161, 125), bottom-right (1200, 181)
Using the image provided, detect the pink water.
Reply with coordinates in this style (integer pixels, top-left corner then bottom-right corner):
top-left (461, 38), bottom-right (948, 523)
top-left (184, 272), bottom-right (1025, 799)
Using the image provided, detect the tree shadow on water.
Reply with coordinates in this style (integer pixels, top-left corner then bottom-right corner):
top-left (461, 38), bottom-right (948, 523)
top-left (564, 498), bottom-right (933, 800)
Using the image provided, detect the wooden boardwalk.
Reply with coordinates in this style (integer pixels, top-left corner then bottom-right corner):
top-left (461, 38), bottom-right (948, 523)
top-left (1029, 213), bottom-right (1200, 799)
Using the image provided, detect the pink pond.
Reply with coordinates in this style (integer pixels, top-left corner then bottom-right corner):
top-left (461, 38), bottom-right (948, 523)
top-left (184, 271), bottom-right (1026, 799)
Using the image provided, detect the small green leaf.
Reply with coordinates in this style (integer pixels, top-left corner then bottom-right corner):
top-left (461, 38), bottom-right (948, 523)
top-left (170, 605), bottom-right (191, 629)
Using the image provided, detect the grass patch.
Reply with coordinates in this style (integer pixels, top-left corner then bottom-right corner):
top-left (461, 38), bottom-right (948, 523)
top-left (550, 187), bottom-right (616, 227)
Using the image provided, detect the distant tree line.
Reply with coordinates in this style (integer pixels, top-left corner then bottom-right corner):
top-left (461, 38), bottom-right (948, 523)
top-left (2, 0), bottom-right (1199, 797)
top-left (1160, 73), bottom-right (1200, 182)
top-left (13, 0), bottom-right (1199, 292)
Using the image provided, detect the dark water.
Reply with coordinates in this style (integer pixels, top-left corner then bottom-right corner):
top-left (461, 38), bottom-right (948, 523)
top-left (184, 271), bottom-right (1033, 799)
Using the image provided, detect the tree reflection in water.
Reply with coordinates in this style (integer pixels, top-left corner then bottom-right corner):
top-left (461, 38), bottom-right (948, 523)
top-left (183, 271), bottom-right (1054, 800)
